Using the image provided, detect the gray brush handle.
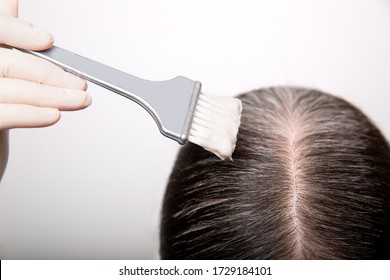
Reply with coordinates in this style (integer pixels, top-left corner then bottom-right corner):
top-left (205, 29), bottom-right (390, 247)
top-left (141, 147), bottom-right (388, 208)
top-left (19, 46), bottom-right (201, 144)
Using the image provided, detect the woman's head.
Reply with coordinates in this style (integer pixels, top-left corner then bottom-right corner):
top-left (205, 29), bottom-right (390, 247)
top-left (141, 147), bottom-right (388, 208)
top-left (160, 87), bottom-right (390, 259)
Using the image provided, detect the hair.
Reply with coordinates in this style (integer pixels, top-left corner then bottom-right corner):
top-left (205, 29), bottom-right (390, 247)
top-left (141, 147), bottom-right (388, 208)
top-left (160, 87), bottom-right (390, 259)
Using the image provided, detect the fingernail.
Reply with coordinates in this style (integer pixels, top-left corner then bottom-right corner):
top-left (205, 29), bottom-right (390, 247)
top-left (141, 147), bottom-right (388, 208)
top-left (84, 94), bottom-right (92, 106)
top-left (32, 25), bottom-right (53, 46)
top-left (63, 72), bottom-right (87, 90)
top-left (43, 108), bottom-right (61, 121)
top-left (67, 90), bottom-right (86, 101)
top-left (67, 90), bottom-right (92, 107)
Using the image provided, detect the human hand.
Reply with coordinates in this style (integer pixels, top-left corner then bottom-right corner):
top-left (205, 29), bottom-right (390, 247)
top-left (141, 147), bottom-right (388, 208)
top-left (0, 0), bottom-right (91, 180)
top-left (0, 8), bottom-right (91, 129)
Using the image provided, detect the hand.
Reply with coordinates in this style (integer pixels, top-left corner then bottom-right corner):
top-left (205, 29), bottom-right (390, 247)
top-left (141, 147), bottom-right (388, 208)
top-left (0, 46), bottom-right (92, 128)
top-left (0, 0), bottom-right (92, 180)
top-left (0, 10), bottom-right (92, 129)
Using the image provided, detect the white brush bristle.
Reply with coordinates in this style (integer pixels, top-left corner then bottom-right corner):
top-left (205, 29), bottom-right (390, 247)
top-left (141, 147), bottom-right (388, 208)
top-left (188, 93), bottom-right (242, 160)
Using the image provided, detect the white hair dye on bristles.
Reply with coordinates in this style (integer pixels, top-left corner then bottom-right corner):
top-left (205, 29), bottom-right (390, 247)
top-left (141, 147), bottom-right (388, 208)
top-left (188, 92), bottom-right (242, 160)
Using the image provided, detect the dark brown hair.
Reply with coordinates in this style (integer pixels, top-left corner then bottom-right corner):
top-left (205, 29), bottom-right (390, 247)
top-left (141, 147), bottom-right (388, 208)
top-left (160, 87), bottom-right (390, 259)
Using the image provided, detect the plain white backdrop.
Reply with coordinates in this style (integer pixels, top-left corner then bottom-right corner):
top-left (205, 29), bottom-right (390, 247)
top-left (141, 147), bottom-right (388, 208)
top-left (0, 0), bottom-right (389, 259)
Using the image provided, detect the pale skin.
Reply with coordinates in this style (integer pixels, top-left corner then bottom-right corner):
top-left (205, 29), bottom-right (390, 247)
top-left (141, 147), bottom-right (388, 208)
top-left (0, 0), bottom-right (92, 180)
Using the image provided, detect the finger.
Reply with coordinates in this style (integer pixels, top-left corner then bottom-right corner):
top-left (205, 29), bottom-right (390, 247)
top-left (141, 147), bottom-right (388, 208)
top-left (0, 12), bottom-right (52, 50)
top-left (0, 103), bottom-right (60, 130)
top-left (0, 78), bottom-right (92, 111)
top-left (0, 0), bottom-right (18, 16)
top-left (0, 48), bottom-right (87, 90)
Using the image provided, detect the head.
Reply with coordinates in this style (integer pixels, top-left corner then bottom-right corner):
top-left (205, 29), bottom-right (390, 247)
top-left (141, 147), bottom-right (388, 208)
top-left (160, 87), bottom-right (390, 259)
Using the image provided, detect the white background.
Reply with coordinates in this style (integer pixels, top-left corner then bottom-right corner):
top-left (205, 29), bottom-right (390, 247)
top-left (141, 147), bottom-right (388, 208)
top-left (2, 260), bottom-right (389, 280)
top-left (0, 0), bottom-right (389, 259)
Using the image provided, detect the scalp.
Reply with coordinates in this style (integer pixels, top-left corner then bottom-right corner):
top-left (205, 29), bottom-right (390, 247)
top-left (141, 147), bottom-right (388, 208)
top-left (160, 87), bottom-right (390, 259)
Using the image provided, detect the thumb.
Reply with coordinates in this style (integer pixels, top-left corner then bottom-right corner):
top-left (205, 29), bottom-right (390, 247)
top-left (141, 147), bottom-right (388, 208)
top-left (0, 0), bottom-right (18, 16)
top-left (0, 12), bottom-right (53, 50)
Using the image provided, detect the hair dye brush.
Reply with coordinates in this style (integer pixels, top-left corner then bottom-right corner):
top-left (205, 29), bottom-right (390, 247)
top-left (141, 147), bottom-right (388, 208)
top-left (21, 46), bottom-right (242, 159)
